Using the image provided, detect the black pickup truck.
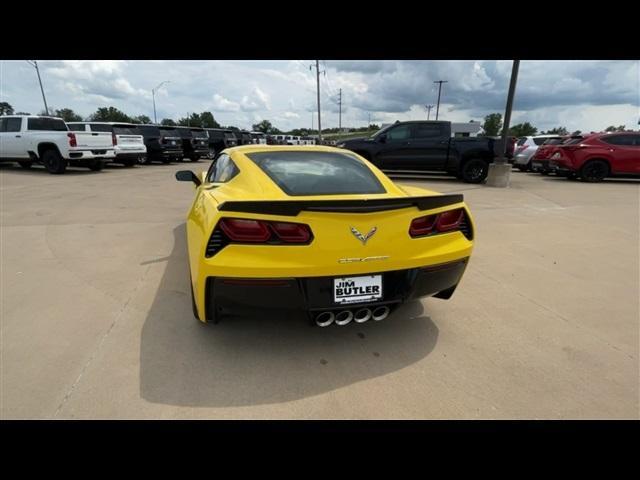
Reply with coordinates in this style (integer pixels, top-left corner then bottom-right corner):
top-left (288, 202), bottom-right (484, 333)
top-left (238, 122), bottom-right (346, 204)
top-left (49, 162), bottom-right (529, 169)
top-left (337, 121), bottom-right (513, 183)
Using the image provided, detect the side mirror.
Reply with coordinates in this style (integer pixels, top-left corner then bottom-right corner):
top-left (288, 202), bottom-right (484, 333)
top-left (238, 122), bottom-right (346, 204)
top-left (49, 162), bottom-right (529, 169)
top-left (175, 170), bottom-right (201, 186)
top-left (377, 134), bottom-right (387, 143)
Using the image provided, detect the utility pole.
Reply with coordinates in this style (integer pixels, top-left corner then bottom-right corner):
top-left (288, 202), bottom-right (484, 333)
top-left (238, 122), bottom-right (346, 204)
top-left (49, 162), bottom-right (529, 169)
top-left (425, 104), bottom-right (435, 121)
top-left (152, 80), bottom-right (170, 124)
top-left (338, 88), bottom-right (342, 132)
top-left (433, 80), bottom-right (448, 120)
top-left (310, 60), bottom-right (324, 141)
top-left (26, 60), bottom-right (49, 115)
top-left (486, 60), bottom-right (520, 188)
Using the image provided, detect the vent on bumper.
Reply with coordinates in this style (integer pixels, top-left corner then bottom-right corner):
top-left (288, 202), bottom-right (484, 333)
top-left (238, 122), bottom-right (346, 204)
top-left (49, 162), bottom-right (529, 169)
top-left (205, 228), bottom-right (228, 258)
top-left (459, 212), bottom-right (473, 240)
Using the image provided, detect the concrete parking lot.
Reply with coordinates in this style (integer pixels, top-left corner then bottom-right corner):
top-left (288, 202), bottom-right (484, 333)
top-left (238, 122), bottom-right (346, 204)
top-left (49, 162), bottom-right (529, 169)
top-left (1, 161), bottom-right (638, 419)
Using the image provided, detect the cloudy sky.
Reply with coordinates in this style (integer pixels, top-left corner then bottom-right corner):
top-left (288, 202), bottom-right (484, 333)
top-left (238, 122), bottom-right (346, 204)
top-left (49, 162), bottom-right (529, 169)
top-left (1, 60), bottom-right (638, 132)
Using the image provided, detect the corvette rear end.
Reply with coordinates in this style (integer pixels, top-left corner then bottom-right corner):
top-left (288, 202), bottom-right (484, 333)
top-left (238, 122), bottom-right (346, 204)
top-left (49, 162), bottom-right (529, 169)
top-left (176, 146), bottom-right (474, 327)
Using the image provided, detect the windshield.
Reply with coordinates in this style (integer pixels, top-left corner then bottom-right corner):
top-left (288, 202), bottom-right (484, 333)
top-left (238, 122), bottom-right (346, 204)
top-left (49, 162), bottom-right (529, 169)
top-left (370, 124), bottom-right (395, 138)
top-left (191, 130), bottom-right (208, 138)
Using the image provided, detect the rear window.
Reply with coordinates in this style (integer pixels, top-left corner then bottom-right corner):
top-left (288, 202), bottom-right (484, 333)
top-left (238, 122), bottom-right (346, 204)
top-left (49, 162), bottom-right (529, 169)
top-left (601, 135), bottom-right (636, 146)
top-left (113, 125), bottom-right (139, 135)
top-left (207, 130), bottom-right (223, 139)
top-left (27, 117), bottom-right (67, 131)
top-left (517, 137), bottom-right (527, 146)
top-left (67, 123), bottom-right (86, 131)
top-left (543, 138), bottom-right (564, 145)
top-left (138, 126), bottom-right (161, 136)
top-left (88, 124), bottom-right (113, 133)
top-left (246, 151), bottom-right (386, 196)
top-left (191, 129), bottom-right (208, 138)
top-left (176, 128), bottom-right (192, 139)
top-left (159, 128), bottom-right (180, 137)
top-left (562, 136), bottom-right (584, 145)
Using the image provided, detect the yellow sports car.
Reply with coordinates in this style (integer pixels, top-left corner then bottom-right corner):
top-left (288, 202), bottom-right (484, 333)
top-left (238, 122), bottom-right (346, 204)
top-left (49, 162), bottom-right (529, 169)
top-left (176, 145), bottom-right (474, 327)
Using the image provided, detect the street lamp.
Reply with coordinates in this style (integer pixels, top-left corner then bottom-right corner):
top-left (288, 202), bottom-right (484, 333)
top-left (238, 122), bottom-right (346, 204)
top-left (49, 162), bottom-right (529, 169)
top-left (26, 60), bottom-right (49, 115)
top-left (152, 81), bottom-right (170, 124)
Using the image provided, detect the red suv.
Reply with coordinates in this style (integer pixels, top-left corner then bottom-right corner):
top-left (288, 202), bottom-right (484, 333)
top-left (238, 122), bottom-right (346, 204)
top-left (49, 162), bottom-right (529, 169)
top-left (532, 135), bottom-right (586, 174)
top-left (549, 132), bottom-right (640, 182)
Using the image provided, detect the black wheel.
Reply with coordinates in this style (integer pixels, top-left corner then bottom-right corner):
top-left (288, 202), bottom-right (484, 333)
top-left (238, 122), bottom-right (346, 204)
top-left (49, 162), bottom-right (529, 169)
top-left (41, 149), bottom-right (67, 174)
top-left (161, 158), bottom-right (171, 164)
top-left (88, 160), bottom-right (104, 171)
top-left (190, 156), bottom-right (199, 162)
top-left (516, 165), bottom-right (528, 172)
top-left (579, 160), bottom-right (609, 182)
top-left (18, 161), bottom-right (33, 169)
top-left (122, 158), bottom-right (135, 167)
top-left (138, 155), bottom-right (149, 165)
top-left (461, 159), bottom-right (489, 183)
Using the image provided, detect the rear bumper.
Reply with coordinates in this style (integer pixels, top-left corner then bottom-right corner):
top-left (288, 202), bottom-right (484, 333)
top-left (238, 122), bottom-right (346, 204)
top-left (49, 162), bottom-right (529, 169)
top-left (531, 159), bottom-right (550, 171)
top-left (514, 153), bottom-right (533, 166)
top-left (549, 160), bottom-right (575, 174)
top-left (67, 149), bottom-right (116, 160)
top-left (200, 258), bottom-right (469, 322)
top-left (115, 152), bottom-right (146, 161)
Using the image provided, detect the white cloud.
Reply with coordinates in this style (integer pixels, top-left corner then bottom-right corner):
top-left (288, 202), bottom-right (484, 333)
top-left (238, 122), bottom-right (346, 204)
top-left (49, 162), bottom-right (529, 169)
top-left (212, 94), bottom-right (240, 112)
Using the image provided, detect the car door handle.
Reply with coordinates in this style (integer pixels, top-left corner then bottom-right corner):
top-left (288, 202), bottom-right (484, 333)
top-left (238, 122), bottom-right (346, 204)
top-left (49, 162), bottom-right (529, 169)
top-left (15, 135), bottom-right (21, 138)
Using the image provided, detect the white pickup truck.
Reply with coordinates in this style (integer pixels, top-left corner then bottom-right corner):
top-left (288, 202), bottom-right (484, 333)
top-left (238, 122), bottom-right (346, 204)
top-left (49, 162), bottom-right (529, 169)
top-left (67, 121), bottom-right (147, 167)
top-left (0, 115), bottom-right (115, 174)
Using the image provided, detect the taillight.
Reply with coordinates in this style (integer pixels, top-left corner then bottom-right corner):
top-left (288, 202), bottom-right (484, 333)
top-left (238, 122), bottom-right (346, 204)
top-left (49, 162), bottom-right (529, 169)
top-left (409, 208), bottom-right (467, 238)
top-left (220, 218), bottom-right (271, 242)
top-left (218, 218), bottom-right (312, 244)
top-left (67, 132), bottom-right (77, 147)
top-left (516, 145), bottom-right (529, 154)
top-left (112, 133), bottom-right (117, 146)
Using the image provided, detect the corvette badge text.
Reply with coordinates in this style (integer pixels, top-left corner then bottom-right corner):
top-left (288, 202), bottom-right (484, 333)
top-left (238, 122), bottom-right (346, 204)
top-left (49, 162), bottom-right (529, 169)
top-left (338, 256), bottom-right (390, 264)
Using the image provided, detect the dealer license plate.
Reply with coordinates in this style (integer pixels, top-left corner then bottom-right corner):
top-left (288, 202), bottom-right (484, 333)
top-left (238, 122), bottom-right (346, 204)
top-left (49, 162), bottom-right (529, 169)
top-left (334, 275), bottom-right (382, 304)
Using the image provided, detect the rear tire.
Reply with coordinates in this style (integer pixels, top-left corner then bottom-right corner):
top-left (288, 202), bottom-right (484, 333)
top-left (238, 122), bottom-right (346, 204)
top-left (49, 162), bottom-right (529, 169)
top-left (579, 160), bottom-right (609, 182)
top-left (18, 161), bottom-right (33, 169)
top-left (88, 160), bottom-right (104, 172)
top-left (41, 149), bottom-right (67, 174)
top-left (161, 158), bottom-right (171, 164)
top-left (122, 158), bottom-right (135, 167)
top-left (460, 158), bottom-right (489, 183)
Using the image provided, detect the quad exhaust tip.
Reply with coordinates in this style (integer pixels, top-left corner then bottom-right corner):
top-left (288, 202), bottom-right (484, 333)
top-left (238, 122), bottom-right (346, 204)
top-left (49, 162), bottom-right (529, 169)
top-left (372, 306), bottom-right (390, 321)
top-left (335, 310), bottom-right (354, 326)
top-left (315, 311), bottom-right (335, 327)
top-left (354, 308), bottom-right (372, 323)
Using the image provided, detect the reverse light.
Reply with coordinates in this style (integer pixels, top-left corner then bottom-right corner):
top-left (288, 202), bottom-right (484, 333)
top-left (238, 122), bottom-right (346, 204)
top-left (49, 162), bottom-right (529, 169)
top-left (67, 132), bottom-right (77, 147)
top-left (410, 208), bottom-right (467, 238)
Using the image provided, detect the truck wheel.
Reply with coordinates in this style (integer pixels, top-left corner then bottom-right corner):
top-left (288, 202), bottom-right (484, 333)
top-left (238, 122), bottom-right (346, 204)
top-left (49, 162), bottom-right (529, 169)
top-left (122, 158), bottom-right (135, 167)
top-left (138, 155), bottom-right (149, 165)
top-left (161, 158), bottom-right (171, 164)
top-left (41, 149), bottom-right (67, 174)
top-left (190, 156), bottom-right (199, 162)
top-left (18, 161), bottom-right (33, 169)
top-left (461, 159), bottom-right (488, 183)
top-left (579, 160), bottom-right (609, 182)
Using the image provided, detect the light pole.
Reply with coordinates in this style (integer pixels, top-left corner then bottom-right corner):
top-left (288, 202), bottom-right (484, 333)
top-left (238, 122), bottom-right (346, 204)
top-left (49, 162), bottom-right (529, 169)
top-left (26, 60), bottom-right (49, 115)
top-left (425, 104), bottom-right (435, 121)
top-left (433, 80), bottom-right (448, 120)
top-left (152, 80), bottom-right (170, 124)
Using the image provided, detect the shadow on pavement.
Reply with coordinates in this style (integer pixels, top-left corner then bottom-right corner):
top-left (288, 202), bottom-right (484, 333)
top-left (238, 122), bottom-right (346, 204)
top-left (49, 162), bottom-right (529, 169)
top-left (0, 162), bottom-right (105, 176)
top-left (139, 223), bottom-right (439, 408)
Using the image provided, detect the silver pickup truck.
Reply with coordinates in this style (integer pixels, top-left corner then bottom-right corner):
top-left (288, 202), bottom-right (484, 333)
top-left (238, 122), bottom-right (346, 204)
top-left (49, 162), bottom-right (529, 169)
top-left (0, 115), bottom-right (115, 174)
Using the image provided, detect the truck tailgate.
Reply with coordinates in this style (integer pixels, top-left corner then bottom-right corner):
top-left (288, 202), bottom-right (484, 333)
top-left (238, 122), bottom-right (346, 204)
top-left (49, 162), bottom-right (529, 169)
top-left (74, 132), bottom-right (113, 149)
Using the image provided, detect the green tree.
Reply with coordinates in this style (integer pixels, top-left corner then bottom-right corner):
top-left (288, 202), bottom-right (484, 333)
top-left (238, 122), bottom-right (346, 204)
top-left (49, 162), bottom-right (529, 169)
top-left (0, 102), bottom-right (14, 115)
top-left (252, 119), bottom-right (276, 134)
top-left (571, 130), bottom-right (582, 135)
top-left (200, 111), bottom-right (220, 128)
top-left (605, 125), bottom-right (626, 132)
top-left (90, 107), bottom-right (133, 123)
top-left (53, 108), bottom-right (83, 122)
top-left (15, 111), bottom-right (31, 115)
top-left (482, 113), bottom-right (502, 136)
top-left (131, 115), bottom-right (151, 124)
top-left (542, 126), bottom-right (568, 135)
top-left (508, 122), bottom-right (538, 137)
top-left (161, 118), bottom-right (176, 126)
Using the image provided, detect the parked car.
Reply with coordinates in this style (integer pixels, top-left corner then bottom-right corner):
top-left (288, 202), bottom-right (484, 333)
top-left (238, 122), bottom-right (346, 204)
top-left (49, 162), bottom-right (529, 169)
top-left (175, 126), bottom-right (209, 162)
top-left (250, 131), bottom-right (267, 144)
top-left (337, 120), bottom-right (515, 183)
top-left (285, 135), bottom-right (300, 145)
top-left (137, 125), bottom-right (183, 163)
top-left (234, 130), bottom-right (252, 146)
top-left (531, 135), bottom-right (584, 174)
top-left (513, 135), bottom-right (564, 171)
top-left (206, 128), bottom-right (237, 157)
top-left (0, 115), bottom-right (115, 174)
top-left (274, 134), bottom-right (286, 145)
top-left (67, 122), bottom-right (147, 167)
top-left (548, 131), bottom-right (640, 182)
top-left (174, 145), bottom-right (474, 326)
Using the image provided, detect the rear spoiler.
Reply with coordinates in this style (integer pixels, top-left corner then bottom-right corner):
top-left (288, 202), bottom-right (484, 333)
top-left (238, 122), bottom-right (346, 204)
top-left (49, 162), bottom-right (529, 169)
top-left (217, 194), bottom-right (464, 216)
